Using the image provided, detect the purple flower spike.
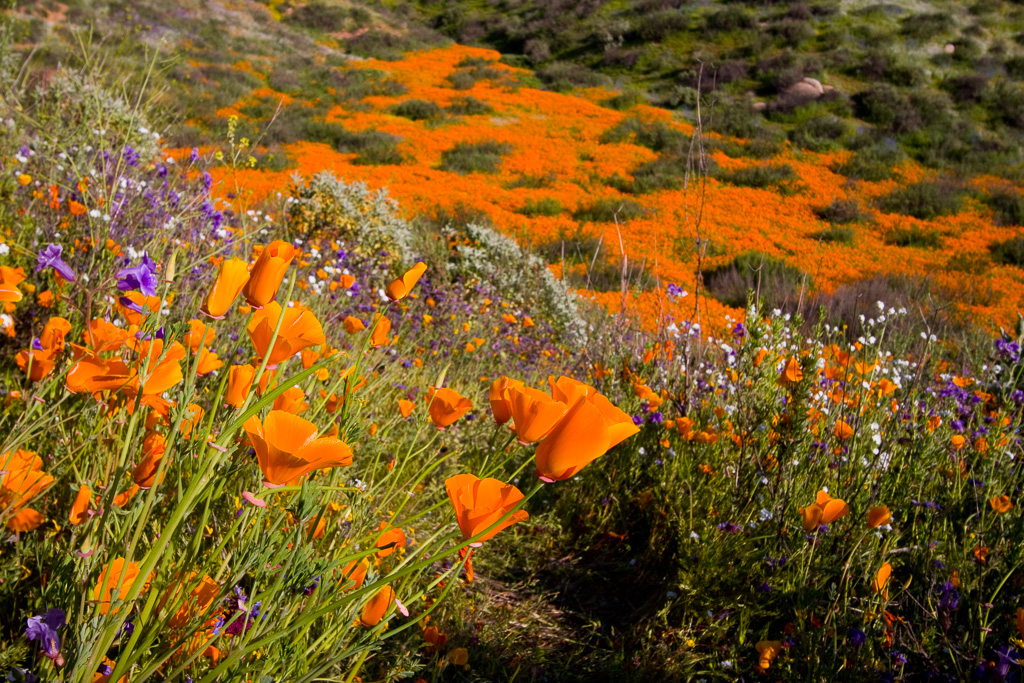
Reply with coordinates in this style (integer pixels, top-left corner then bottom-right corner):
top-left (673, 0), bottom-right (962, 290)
top-left (26, 608), bottom-right (65, 663)
top-left (36, 244), bottom-right (76, 282)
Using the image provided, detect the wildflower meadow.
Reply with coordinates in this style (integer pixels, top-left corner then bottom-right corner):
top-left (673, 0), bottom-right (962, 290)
top-left (2, 7), bottom-right (1024, 683)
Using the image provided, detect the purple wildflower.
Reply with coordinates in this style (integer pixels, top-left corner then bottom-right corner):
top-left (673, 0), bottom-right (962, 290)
top-left (26, 608), bottom-right (65, 663)
top-left (36, 244), bottom-right (76, 282)
top-left (116, 254), bottom-right (158, 297)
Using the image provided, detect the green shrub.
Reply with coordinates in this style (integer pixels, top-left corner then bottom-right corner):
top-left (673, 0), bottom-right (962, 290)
top-left (600, 91), bottom-right (646, 111)
top-left (439, 140), bottom-right (513, 174)
top-left (506, 172), bottom-right (558, 189)
top-left (445, 97), bottom-right (494, 116)
top-left (572, 198), bottom-right (650, 223)
top-left (704, 252), bottom-right (809, 309)
top-left (989, 235), bottom-right (1024, 266)
top-left (617, 156), bottom-right (689, 194)
top-left (814, 199), bottom-right (867, 224)
top-left (390, 99), bottom-right (444, 121)
top-left (517, 197), bottom-right (564, 217)
top-left (719, 164), bottom-right (799, 191)
top-left (809, 225), bottom-right (855, 244)
top-left (600, 116), bottom-right (689, 153)
top-left (833, 142), bottom-right (905, 181)
top-left (302, 123), bottom-right (405, 165)
top-left (875, 181), bottom-right (963, 219)
top-left (789, 114), bottom-right (847, 151)
top-left (884, 225), bottom-right (943, 248)
top-left (988, 190), bottom-right (1024, 226)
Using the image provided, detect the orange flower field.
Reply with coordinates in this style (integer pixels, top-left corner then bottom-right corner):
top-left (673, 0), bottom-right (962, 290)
top-left (179, 44), bottom-right (1024, 333)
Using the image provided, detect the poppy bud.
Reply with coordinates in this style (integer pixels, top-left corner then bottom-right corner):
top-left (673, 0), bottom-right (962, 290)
top-left (385, 262), bottom-right (427, 301)
top-left (359, 585), bottom-right (395, 627)
top-left (225, 365), bottom-right (256, 408)
top-left (201, 258), bottom-right (249, 319)
top-left (242, 241), bottom-right (294, 307)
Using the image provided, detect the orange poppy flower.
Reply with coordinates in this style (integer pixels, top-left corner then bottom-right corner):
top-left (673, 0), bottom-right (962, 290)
top-left (385, 261), bottom-right (427, 301)
top-left (426, 386), bottom-right (472, 429)
top-left (340, 558), bottom-right (370, 590)
top-left (40, 317), bottom-right (72, 351)
top-left (185, 319), bottom-right (216, 352)
top-left (951, 435), bottom-right (966, 450)
top-left (273, 386), bottom-right (309, 414)
top-left (488, 376), bottom-right (524, 425)
top-left (69, 485), bottom-right (92, 525)
top-left (225, 365), bottom-right (256, 408)
top-left (990, 495), bottom-right (1014, 514)
top-left (1, 449), bottom-right (42, 472)
top-left (343, 316), bottom-right (365, 334)
top-left (113, 484), bottom-right (140, 508)
top-left (507, 386), bottom-right (567, 444)
top-left (16, 348), bottom-right (58, 382)
top-left (7, 508), bottom-right (43, 531)
top-left (534, 393), bottom-right (639, 481)
top-left (370, 315), bottom-right (391, 348)
top-left (874, 561), bottom-right (892, 596)
top-left (93, 557), bottom-right (150, 615)
top-left (242, 410), bottom-right (353, 486)
top-left (548, 375), bottom-right (597, 405)
top-left (867, 505), bottom-right (891, 528)
top-left (195, 348), bottom-right (223, 376)
top-left (398, 399), bottom-right (415, 418)
top-left (132, 432), bottom-right (167, 488)
top-left (359, 585), bottom-right (395, 627)
top-left (375, 524), bottom-right (406, 557)
top-left (0, 468), bottom-right (55, 512)
top-left (242, 241), bottom-right (295, 307)
top-left (834, 420), bottom-right (855, 440)
top-left (778, 357), bottom-right (803, 387)
top-left (69, 200), bottom-right (87, 215)
top-left (166, 574), bottom-right (220, 629)
top-left (445, 473), bottom-right (529, 543)
top-left (799, 504), bottom-right (823, 531)
top-left (449, 648), bottom-right (469, 666)
top-left (118, 291), bottom-right (163, 325)
top-left (201, 257), bottom-right (250, 318)
top-left (247, 302), bottom-right (325, 365)
top-left (756, 640), bottom-right (782, 670)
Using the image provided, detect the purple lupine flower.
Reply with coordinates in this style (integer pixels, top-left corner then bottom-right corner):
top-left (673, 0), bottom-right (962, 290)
top-left (848, 628), bottom-right (866, 647)
top-left (190, 148), bottom-right (200, 164)
top-left (36, 244), bottom-right (76, 282)
top-left (117, 254), bottom-right (158, 296)
top-left (26, 608), bottom-right (65, 663)
top-left (732, 322), bottom-right (746, 339)
top-left (937, 581), bottom-right (960, 611)
top-left (118, 296), bottom-right (145, 314)
top-left (666, 283), bottom-right (684, 298)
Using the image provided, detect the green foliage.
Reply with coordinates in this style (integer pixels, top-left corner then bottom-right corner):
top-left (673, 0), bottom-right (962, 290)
top-left (439, 140), bottom-right (513, 174)
top-left (989, 235), bottom-right (1024, 266)
top-left (815, 198), bottom-right (867, 224)
top-left (390, 99), bottom-right (444, 121)
top-left (885, 225), bottom-right (943, 249)
top-left (704, 251), bottom-right (809, 308)
top-left (444, 96), bottom-right (494, 116)
top-left (810, 225), bottom-right (855, 244)
top-left (988, 190), bottom-right (1024, 227)
top-left (572, 197), bottom-right (650, 223)
top-left (876, 181), bottom-right (964, 219)
top-left (600, 116), bottom-right (689, 153)
top-left (517, 197), bottom-right (564, 217)
top-left (718, 164), bottom-right (799, 191)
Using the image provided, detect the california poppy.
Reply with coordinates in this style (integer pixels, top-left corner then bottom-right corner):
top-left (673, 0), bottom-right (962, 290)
top-left (375, 524), bottom-right (406, 557)
top-left (340, 558), bottom-right (370, 590)
top-left (343, 316), bottom-right (365, 334)
top-left (398, 399), bottom-right (415, 418)
top-left (195, 349), bottom-right (223, 376)
top-left (201, 258), bottom-right (250, 318)
top-left (867, 505), bottom-right (891, 528)
top-left (507, 386), bottom-right (567, 444)
top-left (167, 574), bottom-right (220, 629)
top-left (273, 386), bottom-right (309, 414)
top-left (40, 317), bottom-right (71, 351)
top-left (7, 508), bottom-right (43, 532)
top-left (185, 319), bottom-right (215, 352)
top-left (359, 585), bottom-right (395, 627)
top-left (0, 468), bottom-right (55, 512)
top-left (16, 348), bottom-right (57, 382)
top-left (243, 410), bottom-right (353, 486)
top-left (69, 485), bottom-right (92, 525)
top-left (834, 420), bottom-right (855, 440)
top-left (755, 640), bottom-right (782, 670)
top-left (385, 262), bottom-right (427, 301)
top-left (778, 357), bottom-right (803, 387)
top-left (534, 392), bottom-right (638, 481)
top-left (132, 432), bottom-right (167, 489)
top-left (247, 302), bottom-right (325, 365)
top-left (93, 557), bottom-right (150, 615)
top-left (426, 386), bottom-right (472, 429)
top-left (488, 376), bottom-right (523, 425)
top-left (990, 495), bottom-right (1014, 514)
top-left (225, 365), bottom-right (256, 408)
top-left (874, 561), bottom-right (892, 596)
top-left (445, 473), bottom-right (529, 543)
top-left (800, 504), bottom-right (823, 532)
top-left (449, 648), bottom-right (469, 666)
top-left (242, 241), bottom-right (294, 307)
top-left (370, 315), bottom-right (391, 348)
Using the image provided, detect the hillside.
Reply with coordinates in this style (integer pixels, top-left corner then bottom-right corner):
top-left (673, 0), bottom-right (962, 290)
top-left (8, 0), bottom-right (1024, 335)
